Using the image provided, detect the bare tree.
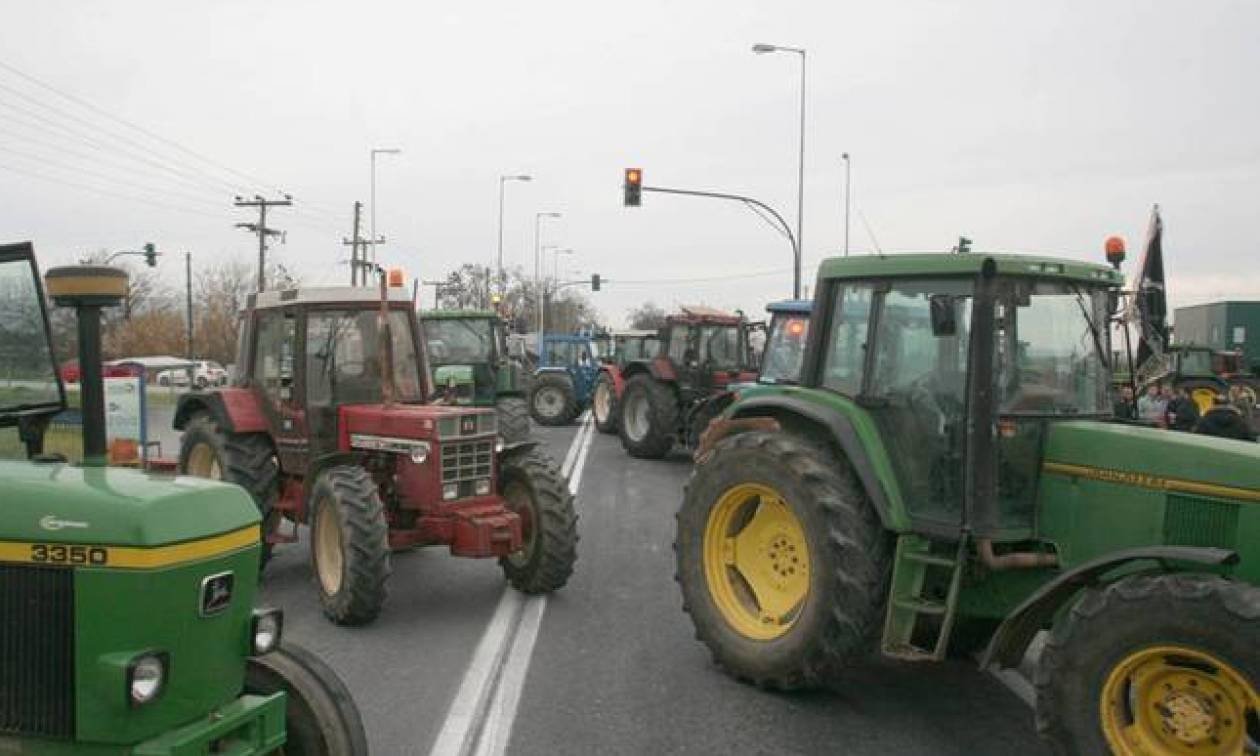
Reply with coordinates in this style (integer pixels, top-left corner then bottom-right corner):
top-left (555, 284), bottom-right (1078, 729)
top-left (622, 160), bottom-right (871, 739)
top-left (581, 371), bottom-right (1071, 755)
top-left (627, 301), bottom-right (668, 330)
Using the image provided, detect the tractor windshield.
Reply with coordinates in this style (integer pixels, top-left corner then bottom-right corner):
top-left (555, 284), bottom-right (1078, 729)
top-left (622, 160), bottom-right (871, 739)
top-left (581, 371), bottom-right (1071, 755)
top-left (995, 281), bottom-right (1110, 415)
top-left (700, 325), bottom-right (745, 370)
top-left (0, 254), bottom-right (61, 418)
top-left (759, 313), bottom-right (809, 384)
top-left (306, 309), bottom-right (425, 405)
top-left (423, 318), bottom-right (493, 366)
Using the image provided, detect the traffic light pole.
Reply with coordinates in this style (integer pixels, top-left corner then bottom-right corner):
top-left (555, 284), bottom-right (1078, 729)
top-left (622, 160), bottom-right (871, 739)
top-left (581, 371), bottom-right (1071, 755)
top-left (638, 185), bottom-right (800, 298)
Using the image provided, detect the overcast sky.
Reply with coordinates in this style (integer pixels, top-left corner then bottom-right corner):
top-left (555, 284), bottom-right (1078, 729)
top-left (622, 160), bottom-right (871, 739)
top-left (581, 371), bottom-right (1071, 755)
top-left (1, 0), bottom-right (1257, 327)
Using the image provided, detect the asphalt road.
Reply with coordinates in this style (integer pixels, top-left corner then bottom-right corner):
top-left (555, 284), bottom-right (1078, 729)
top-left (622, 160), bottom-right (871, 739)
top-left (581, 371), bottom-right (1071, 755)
top-left (165, 412), bottom-right (1046, 755)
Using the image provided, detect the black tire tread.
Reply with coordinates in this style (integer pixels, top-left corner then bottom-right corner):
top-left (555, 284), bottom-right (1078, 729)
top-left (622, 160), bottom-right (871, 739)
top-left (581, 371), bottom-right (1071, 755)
top-left (244, 641), bottom-right (369, 756)
top-left (618, 374), bottom-right (678, 459)
top-left (499, 447), bottom-right (579, 593)
top-left (496, 396), bottom-right (532, 444)
top-left (311, 465), bottom-right (392, 626)
top-left (529, 373), bottom-right (580, 426)
top-left (592, 373), bottom-right (619, 435)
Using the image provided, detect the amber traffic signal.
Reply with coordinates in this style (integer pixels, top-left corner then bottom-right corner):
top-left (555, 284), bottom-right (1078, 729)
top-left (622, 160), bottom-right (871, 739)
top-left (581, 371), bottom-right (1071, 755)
top-left (623, 168), bottom-right (642, 207)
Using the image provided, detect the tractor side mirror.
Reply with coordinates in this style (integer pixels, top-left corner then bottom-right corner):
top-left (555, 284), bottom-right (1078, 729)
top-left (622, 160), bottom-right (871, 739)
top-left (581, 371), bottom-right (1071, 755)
top-left (929, 295), bottom-right (957, 337)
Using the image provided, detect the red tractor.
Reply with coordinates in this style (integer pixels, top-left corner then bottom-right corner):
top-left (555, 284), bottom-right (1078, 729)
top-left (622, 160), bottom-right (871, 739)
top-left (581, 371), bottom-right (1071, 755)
top-left (615, 307), bottom-right (759, 458)
top-left (591, 329), bottom-right (660, 435)
top-left (174, 276), bottom-right (578, 626)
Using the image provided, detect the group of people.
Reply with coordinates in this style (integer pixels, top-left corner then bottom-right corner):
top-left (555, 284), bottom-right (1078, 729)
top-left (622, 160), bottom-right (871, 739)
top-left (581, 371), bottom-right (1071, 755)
top-left (1113, 382), bottom-right (1256, 441)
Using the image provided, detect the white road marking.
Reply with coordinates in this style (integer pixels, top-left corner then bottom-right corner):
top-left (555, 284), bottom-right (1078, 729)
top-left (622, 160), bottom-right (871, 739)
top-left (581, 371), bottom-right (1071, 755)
top-left (429, 413), bottom-right (595, 756)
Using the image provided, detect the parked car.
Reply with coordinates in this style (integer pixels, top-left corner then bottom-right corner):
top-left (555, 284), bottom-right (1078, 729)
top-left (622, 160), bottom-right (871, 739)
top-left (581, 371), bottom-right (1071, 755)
top-left (155, 360), bottom-right (228, 389)
top-left (58, 359), bottom-right (141, 384)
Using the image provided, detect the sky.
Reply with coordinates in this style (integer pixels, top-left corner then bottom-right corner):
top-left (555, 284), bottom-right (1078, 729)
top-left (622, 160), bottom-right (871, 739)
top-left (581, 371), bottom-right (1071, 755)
top-left (1, 0), bottom-right (1257, 328)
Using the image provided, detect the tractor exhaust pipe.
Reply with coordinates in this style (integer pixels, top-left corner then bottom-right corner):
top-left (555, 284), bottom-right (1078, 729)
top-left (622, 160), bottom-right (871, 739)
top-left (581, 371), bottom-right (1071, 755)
top-left (976, 537), bottom-right (1058, 571)
top-left (376, 267), bottom-right (395, 406)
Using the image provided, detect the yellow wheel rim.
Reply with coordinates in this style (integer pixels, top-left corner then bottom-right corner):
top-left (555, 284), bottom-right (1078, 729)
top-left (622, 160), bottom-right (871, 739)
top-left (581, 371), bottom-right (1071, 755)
top-left (314, 499), bottom-right (344, 596)
top-left (1101, 644), bottom-right (1259, 755)
top-left (185, 443), bottom-right (222, 479)
top-left (1191, 388), bottom-right (1218, 415)
top-left (702, 482), bottom-right (810, 641)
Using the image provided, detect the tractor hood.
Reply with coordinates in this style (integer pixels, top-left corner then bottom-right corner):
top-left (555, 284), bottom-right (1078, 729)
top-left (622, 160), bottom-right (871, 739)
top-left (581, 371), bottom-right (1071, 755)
top-left (0, 460), bottom-right (260, 545)
top-left (340, 403), bottom-right (498, 440)
top-left (1043, 421), bottom-right (1260, 499)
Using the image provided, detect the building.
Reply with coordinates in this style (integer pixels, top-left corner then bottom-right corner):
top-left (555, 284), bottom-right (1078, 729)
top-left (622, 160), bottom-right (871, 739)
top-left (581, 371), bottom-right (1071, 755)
top-left (1174, 301), bottom-right (1260, 371)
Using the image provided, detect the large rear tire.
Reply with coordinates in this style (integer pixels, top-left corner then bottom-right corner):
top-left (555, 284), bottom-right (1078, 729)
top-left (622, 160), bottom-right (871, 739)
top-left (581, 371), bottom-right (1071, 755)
top-left (244, 641), bottom-right (369, 756)
top-left (618, 374), bottom-right (678, 459)
top-left (529, 373), bottom-right (579, 426)
top-left (309, 465), bottom-right (391, 626)
top-left (178, 412), bottom-right (279, 564)
top-left (1035, 573), bottom-right (1260, 755)
top-left (496, 396), bottom-right (532, 445)
top-left (592, 373), bottom-right (619, 435)
top-left (499, 447), bottom-right (578, 593)
top-left (675, 430), bottom-right (891, 689)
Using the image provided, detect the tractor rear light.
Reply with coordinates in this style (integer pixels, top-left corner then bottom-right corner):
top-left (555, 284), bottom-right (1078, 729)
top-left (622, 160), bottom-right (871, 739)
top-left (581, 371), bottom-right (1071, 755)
top-left (475, 478), bottom-right (491, 496)
top-left (250, 608), bottom-right (283, 655)
top-left (443, 483), bottom-right (460, 500)
top-left (126, 652), bottom-right (168, 707)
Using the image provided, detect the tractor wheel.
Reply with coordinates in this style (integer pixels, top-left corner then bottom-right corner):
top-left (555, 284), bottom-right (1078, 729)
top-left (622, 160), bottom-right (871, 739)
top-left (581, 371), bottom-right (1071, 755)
top-left (592, 373), bottom-right (619, 435)
top-left (1035, 573), bottom-right (1260, 755)
top-left (529, 374), bottom-right (579, 426)
top-left (498, 447), bottom-right (578, 593)
top-left (244, 641), bottom-right (368, 756)
top-left (496, 396), bottom-right (532, 445)
top-left (178, 413), bottom-right (279, 565)
top-left (309, 465), bottom-right (391, 626)
top-left (618, 374), bottom-right (678, 459)
top-left (675, 430), bottom-right (891, 689)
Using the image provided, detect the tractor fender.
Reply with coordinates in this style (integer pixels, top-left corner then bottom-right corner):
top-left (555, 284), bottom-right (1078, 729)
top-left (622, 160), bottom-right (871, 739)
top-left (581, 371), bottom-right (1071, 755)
top-left (534, 366), bottom-right (573, 382)
top-left (173, 388), bottom-right (268, 434)
top-left (598, 364), bottom-right (627, 397)
top-left (981, 545), bottom-right (1240, 670)
top-left (716, 394), bottom-right (896, 529)
top-left (304, 452), bottom-right (368, 507)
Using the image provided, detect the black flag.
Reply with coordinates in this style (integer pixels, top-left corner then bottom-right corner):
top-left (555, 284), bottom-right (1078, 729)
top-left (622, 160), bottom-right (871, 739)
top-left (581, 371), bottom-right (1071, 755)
top-left (1131, 205), bottom-right (1168, 368)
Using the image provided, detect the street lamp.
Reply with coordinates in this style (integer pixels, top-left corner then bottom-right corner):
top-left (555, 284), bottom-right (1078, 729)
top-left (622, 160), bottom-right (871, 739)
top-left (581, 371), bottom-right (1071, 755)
top-left (370, 148), bottom-right (402, 268)
top-left (497, 174), bottom-right (532, 288)
top-left (752, 42), bottom-right (806, 297)
top-left (534, 212), bottom-right (562, 337)
top-left (842, 153), bottom-right (851, 257)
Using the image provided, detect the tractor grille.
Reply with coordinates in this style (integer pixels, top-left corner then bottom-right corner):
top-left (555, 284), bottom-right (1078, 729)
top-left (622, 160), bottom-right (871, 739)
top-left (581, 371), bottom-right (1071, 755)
top-left (441, 439), bottom-right (494, 493)
top-left (0, 564), bottom-right (75, 738)
top-left (1163, 494), bottom-right (1240, 549)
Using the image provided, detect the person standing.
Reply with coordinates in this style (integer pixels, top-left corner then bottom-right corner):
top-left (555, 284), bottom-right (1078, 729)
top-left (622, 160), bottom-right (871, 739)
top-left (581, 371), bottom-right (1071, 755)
top-left (1165, 387), bottom-right (1201, 432)
top-left (1194, 395), bottom-right (1256, 441)
top-left (1137, 383), bottom-right (1168, 426)
top-left (1113, 384), bottom-right (1138, 420)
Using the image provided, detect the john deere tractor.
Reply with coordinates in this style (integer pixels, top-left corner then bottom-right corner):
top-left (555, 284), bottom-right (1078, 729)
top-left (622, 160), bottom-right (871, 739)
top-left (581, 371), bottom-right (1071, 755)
top-left (0, 243), bottom-right (365, 754)
top-left (420, 308), bottom-right (532, 444)
top-left (592, 329), bottom-right (661, 435)
top-left (678, 252), bottom-right (1260, 754)
top-left (174, 274), bottom-right (577, 626)
top-left (617, 307), bottom-right (758, 458)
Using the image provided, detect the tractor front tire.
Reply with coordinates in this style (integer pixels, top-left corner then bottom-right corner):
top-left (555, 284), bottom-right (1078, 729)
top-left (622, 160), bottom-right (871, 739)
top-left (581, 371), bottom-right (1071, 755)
top-left (309, 465), bottom-right (391, 626)
top-left (529, 374), bottom-right (579, 426)
top-left (178, 412), bottom-right (279, 565)
top-left (592, 373), bottom-right (619, 435)
top-left (675, 430), bottom-right (891, 689)
top-left (244, 641), bottom-right (369, 756)
top-left (1035, 573), bottom-right (1260, 755)
top-left (499, 447), bottom-right (578, 593)
top-left (496, 396), bottom-right (532, 445)
top-left (618, 374), bottom-right (678, 459)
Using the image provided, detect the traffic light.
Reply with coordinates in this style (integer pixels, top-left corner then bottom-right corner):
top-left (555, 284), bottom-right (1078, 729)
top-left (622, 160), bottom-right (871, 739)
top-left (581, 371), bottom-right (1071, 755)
top-left (142, 243), bottom-right (157, 267)
top-left (591, 273), bottom-right (601, 291)
top-left (623, 168), bottom-right (642, 207)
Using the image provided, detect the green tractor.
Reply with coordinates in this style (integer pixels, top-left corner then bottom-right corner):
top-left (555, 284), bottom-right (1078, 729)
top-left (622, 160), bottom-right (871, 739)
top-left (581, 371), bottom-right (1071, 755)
top-left (0, 243), bottom-right (365, 754)
top-left (678, 252), bottom-right (1260, 755)
top-left (420, 308), bottom-right (532, 444)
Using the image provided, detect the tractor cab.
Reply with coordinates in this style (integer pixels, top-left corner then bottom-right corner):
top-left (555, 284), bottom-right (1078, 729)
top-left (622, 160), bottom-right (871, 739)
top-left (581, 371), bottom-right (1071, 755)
top-left (657, 306), bottom-right (758, 395)
top-left (756, 299), bottom-right (812, 386)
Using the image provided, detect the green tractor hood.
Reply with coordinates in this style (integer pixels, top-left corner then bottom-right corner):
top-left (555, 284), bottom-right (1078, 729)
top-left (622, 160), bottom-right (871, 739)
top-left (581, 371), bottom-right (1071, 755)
top-left (0, 461), bottom-right (260, 546)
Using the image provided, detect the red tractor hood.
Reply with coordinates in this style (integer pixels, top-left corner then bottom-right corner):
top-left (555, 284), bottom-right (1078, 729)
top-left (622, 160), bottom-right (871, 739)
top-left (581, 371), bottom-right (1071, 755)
top-left (340, 403), bottom-right (498, 440)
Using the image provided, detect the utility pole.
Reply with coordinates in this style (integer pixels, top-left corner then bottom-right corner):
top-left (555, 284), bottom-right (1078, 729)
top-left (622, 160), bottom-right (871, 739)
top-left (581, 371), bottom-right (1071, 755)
top-left (234, 194), bottom-right (292, 291)
top-left (343, 201), bottom-right (363, 285)
top-left (185, 252), bottom-right (193, 361)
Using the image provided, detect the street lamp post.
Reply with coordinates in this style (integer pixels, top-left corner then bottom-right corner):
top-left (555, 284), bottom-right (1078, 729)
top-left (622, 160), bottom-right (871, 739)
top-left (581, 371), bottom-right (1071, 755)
top-left (370, 148), bottom-right (402, 269)
top-left (551, 248), bottom-right (574, 286)
top-left (534, 212), bottom-right (562, 339)
top-left (842, 152), bottom-right (851, 256)
top-left (752, 42), bottom-right (806, 298)
top-left (497, 174), bottom-right (533, 290)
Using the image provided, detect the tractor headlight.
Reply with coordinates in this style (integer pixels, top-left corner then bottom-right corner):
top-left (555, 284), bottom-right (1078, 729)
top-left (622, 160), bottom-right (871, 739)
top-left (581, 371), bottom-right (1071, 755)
top-left (409, 441), bottom-right (431, 464)
top-left (443, 483), bottom-right (460, 500)
top-left (251, 608), bottom-right (283, 655)
top-left (495, 436), bottom-right (505, 453)
top-left (475, 478), bottom-right (491, 496)
top-left (127, 652), bottom-right (168, 706)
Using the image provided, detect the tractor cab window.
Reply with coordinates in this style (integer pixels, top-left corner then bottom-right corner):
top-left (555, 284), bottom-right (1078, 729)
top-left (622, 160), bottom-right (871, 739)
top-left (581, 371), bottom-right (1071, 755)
top-left (760, 314), bottom-right (809, 384)
top-left (423, 318), bottom-right (493, 366)
top-left (700, 326), bottom-right (744, 371)
top-left (821, 284), bottom-right (875, 395)
top-left (994, 282), bottom-right (1110, 416)
top-left (0, 255), bottom-right (60, 416)
top-left (545, 340), bottom-right (576, 367)
top-left (253, 312), bottom-right (297, 400)
top-left (306, 309), bottom-right (424, 406)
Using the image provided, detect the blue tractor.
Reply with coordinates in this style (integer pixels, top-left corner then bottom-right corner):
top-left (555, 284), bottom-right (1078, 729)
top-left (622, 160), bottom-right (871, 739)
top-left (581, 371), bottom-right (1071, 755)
top-left (528, 331), bottom-right (607, 426)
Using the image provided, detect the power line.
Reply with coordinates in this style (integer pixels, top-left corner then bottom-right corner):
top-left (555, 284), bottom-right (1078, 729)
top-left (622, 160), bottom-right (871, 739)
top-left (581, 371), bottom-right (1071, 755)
top-left (0, 159), bottom-right (228, 219)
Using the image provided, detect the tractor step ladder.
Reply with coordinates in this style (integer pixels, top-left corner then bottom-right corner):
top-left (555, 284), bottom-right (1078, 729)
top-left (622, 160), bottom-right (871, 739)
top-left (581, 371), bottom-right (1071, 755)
top-left (880, 533), bottom-right (967, 662)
